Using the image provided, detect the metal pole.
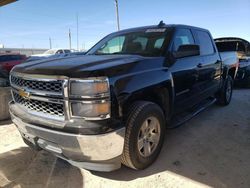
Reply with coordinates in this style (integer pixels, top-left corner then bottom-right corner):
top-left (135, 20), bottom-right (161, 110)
top-left (115, 0), bottom-right (120, 31)
top-left (69, 29), bottom-right (72, 50)
top-left (76, 13), bottom-right (79, 51)
top-left (49, 37), bottom-right (52, 49)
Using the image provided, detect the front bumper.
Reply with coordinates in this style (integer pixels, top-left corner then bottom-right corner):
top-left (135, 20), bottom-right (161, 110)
top-left (10, 108), bottom-right (125, 172)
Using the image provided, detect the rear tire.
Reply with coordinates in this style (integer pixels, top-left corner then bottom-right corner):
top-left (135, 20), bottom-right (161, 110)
top-left (121, 101), bottom-right (165, 170)
top-left (216, 75), bottom-right (233, 106)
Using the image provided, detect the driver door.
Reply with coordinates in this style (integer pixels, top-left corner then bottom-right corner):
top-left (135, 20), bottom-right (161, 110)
top-left (169, 28), bottom-right (203, 113)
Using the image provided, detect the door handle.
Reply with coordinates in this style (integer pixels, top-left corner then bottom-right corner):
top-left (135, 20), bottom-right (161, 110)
top-left (197, 63), bottom-right (203, 68)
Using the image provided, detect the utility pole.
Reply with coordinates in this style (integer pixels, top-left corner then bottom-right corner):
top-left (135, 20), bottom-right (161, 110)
top-left (114, 0), bottom-right (120, 31)
top-left (69, 29), bottom-right (72, 50)
top-left (49, 37), bottom-right (52, 49)
top-left (76, 13), bottom-right (79, 51)
top-left (83, 43), bottom-right (85, 50)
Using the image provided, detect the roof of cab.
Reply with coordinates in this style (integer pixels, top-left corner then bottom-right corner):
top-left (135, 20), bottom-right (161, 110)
top-left (113, 23), bottom-right (209, 35)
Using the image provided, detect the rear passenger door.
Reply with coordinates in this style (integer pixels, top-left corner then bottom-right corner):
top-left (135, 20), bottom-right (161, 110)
top-left (193, 30), bottom-right (221, 99)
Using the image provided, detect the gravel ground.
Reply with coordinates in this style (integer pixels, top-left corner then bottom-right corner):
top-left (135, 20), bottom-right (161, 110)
top-left (0, 89), bottom-right (249, 188)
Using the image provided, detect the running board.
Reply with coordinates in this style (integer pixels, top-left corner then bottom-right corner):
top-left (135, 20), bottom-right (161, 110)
top-left (168, 98), bottom-right (217, 129)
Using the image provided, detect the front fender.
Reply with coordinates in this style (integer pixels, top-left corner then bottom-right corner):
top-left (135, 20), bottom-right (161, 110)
top-left (110, 68), bottom-right (174, 117)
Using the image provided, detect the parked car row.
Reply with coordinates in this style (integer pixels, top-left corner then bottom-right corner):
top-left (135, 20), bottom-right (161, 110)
top-left (26, 49), bottom-right (86, 62)
top-left (26, 48), bottom-right (72, 62)
top-left (0, 49), bottom-right (86, 84)
top-left (0, 54), bottom-right (27, 76)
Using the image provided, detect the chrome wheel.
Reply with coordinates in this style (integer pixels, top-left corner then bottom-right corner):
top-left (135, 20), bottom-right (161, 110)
top-left (137, 116), bottom-right (161, 157)
top-left (226, 80), bottom-right (232, 101)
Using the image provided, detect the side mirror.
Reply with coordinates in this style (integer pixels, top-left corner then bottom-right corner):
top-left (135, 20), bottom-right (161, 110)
top-left (174, 44), bottom-right (200, 59)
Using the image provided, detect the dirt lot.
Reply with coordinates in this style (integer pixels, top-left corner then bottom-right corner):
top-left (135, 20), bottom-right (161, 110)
top-left (0, 89), bottom-right (249, 188)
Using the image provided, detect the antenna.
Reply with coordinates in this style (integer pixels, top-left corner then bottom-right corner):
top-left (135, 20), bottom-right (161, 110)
top-left (158, 20), bottom-right (165, 27)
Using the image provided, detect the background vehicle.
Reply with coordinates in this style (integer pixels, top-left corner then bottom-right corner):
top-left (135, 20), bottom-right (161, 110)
top-left (69, 51), bottom-right (86, 56)
top-left (0, 53), bottom-right (27, 73)
top-left (27, 48), bottom-right (72, 62)
top-left (0, 53), bottom-right (27, 80)
top-left (9, 23), bottom-right (238, 172)
top-left (215, 37), bottom-right (250, 86)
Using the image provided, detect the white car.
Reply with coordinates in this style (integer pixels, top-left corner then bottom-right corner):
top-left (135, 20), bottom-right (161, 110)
top-left (27, 49), bottom-right (72, 61)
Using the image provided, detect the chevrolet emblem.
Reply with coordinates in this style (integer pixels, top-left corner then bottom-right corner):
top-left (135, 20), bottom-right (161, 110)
top-left (19, 89), bottom-right (30, 99)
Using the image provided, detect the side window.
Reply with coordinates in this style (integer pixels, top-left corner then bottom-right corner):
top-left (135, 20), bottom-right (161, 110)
top-left (173, 29), bottom-right (195, 51)
top-left (4, 55), bottom-right (12, 61)
top-left (154, 38), bottom-right (164, 49)
top-left (56, 50), bottom-right (64, 54)
top-left (11, 55), bottom-right (22, 61)
top-left (0, 56), bottom-right (7, 62)
top-left (64, 50), bottom-right (71, 54)
top-left (98, 36), bottom-right (125, 54)
top-left (195, 31), bottom-right (215, 55)
top-left (10, 55), bottom-right (15, 60)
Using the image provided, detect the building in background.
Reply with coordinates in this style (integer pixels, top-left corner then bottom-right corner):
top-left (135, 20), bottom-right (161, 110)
top-left (0, 48), bottom-right (48, 56)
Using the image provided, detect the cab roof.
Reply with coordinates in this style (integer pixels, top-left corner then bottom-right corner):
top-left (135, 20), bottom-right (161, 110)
top-left (114, 23), bottom-right (209, 35)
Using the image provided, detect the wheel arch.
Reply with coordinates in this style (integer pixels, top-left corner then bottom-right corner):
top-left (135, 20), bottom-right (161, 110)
top-left (222, 65), bottom-right (238, 80)
top-left (120, 83), bottom-right (174, 122)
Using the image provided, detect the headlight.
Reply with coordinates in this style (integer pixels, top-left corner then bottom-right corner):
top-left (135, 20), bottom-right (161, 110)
top-left (70, 77), bottom-right (109, 97)
top-left (69, 77), bottom-right (111, 120)
top-left (71, 101), bottom-right (110, 119)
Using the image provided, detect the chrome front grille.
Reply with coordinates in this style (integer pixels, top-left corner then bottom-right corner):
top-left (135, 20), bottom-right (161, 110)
top-left (10, 72), bottom-right (68, 122)
top-left (13, 92), bottom-right (64, 118)
top-left (11, 75), bottom-right (63, 94)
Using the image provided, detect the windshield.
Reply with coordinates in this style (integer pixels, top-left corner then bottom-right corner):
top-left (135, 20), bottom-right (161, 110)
top-left (43, 49), bottom-right (57, 55)
top-left (88, 29), bottom-right (169, 57)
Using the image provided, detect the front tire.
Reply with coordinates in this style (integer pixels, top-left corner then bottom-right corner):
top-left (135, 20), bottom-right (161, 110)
top-left (121, 101), bottom-right (165, 170)
top-left (216, 75), bottom-right (233, 106)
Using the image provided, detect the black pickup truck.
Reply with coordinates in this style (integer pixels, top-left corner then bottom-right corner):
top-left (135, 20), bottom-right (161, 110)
top-left (9, 22), bottom-right (238, 172)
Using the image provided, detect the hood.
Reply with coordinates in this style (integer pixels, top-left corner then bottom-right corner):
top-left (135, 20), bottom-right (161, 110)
top-left (12, 55), bottom-right (164, 78)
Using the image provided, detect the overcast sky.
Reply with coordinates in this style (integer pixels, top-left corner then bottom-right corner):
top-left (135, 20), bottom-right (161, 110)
top-left (0, 0), bottom-right (249, 50)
